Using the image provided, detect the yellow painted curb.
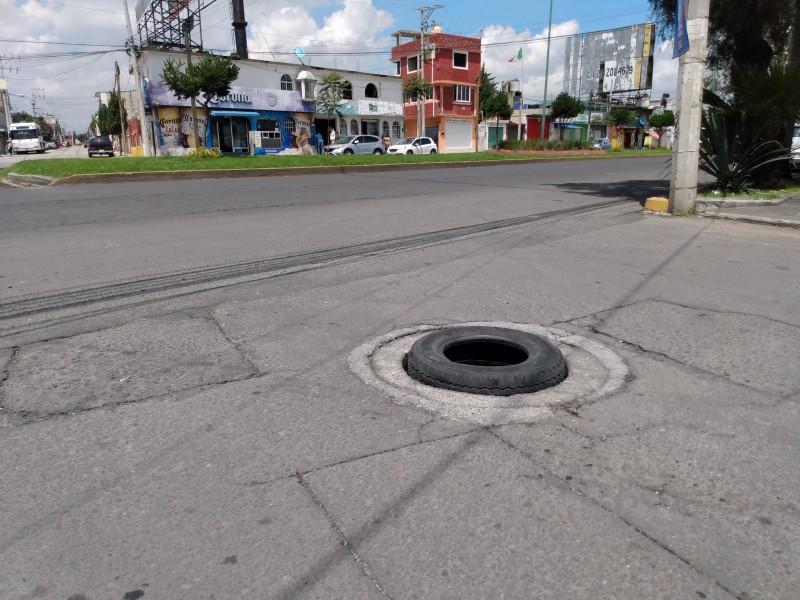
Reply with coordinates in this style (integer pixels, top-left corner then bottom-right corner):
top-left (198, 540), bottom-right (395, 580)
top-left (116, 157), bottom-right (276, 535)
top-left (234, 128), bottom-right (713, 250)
top-left (645, 196), bottom-right (669, 212)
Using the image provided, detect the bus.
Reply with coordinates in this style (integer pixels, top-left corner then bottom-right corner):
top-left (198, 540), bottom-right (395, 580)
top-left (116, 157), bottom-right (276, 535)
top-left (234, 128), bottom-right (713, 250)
top-left (9, 122), bottom-right (45, 154)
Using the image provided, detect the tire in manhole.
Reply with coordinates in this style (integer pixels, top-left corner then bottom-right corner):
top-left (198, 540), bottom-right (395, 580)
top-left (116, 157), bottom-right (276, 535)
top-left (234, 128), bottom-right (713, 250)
top-left (405, 326), bottom-right (568, 396)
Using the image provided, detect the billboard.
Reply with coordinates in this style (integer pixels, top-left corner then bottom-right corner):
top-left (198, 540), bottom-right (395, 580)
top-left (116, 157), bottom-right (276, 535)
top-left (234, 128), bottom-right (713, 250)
top-left (563, 23), bottom-right (655, 97)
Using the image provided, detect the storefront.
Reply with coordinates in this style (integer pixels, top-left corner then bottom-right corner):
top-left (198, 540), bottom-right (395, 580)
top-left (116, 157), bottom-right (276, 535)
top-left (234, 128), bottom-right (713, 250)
top-left (147, 82), bottom-right (315, 155)
top-left (325, 100), bottom-right (404, 144)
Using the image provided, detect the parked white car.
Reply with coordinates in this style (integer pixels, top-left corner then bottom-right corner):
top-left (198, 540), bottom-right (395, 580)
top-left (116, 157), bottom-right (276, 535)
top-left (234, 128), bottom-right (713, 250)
top-left (387, 137), bottom-right (438, 155)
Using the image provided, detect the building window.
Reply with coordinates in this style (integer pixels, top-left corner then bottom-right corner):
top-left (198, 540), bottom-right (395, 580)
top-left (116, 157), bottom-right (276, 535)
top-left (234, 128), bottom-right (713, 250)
top-left (339, 117), bottom-right (347, 134)
top-left (453, 51), bottom-right (468, 69)
top-left (350, 119), bottom-right (358, 135)
top-left (407, 55), bottom-right (418, 74)
top-left (280, 74), bottom-right (293, 91)
top-left (343, 81), bottom-right (353, 100)
top-left (382, 121), bottom-right (390, 138)
top-left (454, 85), bottom-right (471, 103)
top-left (365, 83), bottom-right (378, 98)
top-left (284, 118), bottom-right (296, 133)
top-left (394, 61), bottom-right (400, 76)
top-left (392, 121), bottom-right (401, 138)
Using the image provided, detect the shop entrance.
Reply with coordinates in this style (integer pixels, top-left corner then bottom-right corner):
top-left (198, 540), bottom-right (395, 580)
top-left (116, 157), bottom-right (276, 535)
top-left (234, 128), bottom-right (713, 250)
top-left (361, 119), bottom-right (379, 136)
top-left (211, 116), bottom-right (251, 154)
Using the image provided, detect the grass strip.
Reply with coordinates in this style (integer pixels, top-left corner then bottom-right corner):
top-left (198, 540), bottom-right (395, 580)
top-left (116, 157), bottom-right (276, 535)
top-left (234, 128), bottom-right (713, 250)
top-left (4, 148), bottom-right (669, 180)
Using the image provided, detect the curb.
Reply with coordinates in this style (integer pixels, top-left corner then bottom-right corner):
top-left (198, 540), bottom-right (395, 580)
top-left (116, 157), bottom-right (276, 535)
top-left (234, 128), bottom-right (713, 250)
top-left (700, 212), bottom-right (800, 229)
top-left (3, 153), bottom-right (664, 187)
top-left (6, 173), bottom-right (56, 187)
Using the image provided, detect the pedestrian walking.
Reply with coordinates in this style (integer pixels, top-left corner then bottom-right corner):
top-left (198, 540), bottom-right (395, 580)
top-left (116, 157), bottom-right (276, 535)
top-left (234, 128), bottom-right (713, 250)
top-left (328, 126), bottom-right (337, 146)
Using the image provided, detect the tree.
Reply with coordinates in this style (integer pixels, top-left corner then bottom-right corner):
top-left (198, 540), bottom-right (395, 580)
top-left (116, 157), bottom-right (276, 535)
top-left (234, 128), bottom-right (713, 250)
top-left (648, 0), bottom-right (800, 183)
top-left (403, 76), bottom-right (433, 138)
top-left (648, 111), bottom-right (675, 130)
top-left (607, 107), bottom-right (637, 127)
top-left (161, 53), bottom-right (240, 147)
top-left (316, 72), bottom-right (347, 135)
top-left (11, 111), bottom-right (35, 123)
top-left (478, 65), bottom-right (499, 122)
top-left (96, 90), bottom-right (127, 137)
top-left (403, 76), bottom-right (432, 102)
top-left (550, 92), bottom-right (585, 140)
top-left (647, 0), bottom-right (796, 73)
top-left (484, 89), bottom-right (512, 147)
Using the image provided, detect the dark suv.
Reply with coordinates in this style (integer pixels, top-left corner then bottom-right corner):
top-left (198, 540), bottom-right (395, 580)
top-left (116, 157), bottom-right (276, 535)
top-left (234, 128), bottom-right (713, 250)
top-left (87, 136), bottom-right (115, 157)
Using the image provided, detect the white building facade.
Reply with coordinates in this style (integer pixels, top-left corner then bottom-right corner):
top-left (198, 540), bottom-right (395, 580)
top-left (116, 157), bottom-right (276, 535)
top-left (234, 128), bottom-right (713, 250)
top-left (137, 50), bottom-right (405, 156)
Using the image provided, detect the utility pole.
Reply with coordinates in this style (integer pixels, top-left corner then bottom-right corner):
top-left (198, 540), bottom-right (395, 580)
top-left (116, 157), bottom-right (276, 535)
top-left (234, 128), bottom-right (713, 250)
top-left (540, 0), bottom-right (554, 141)
top-left (123, 0), bottom-right (152, 156)
top-left (416, 5), bottom-right (443, 140)
top-left (669, 0), bottom-right (711, 212)
top-left (183, 16), bottom-right (201, 150)
top-left (30, 86), bottom-right (44, 116)
top-left (115, 61), bottom-right (127, 155)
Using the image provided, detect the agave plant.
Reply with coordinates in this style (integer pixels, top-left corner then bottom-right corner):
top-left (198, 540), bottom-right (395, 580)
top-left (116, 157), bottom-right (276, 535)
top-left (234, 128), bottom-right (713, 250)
top-left (699, 109), bottom-right (791, 193)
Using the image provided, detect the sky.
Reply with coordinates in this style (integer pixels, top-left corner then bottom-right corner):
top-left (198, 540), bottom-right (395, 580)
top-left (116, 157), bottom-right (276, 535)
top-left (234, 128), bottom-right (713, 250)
top-left (0, 0), bottom-right (679, 133)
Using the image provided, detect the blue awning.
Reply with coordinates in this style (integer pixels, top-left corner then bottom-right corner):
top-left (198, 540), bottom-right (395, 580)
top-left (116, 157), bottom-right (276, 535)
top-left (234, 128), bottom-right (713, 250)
top-left (555, 123), bottom-right (581, 129)
top-left (209, 110), bottom-right (261, 118)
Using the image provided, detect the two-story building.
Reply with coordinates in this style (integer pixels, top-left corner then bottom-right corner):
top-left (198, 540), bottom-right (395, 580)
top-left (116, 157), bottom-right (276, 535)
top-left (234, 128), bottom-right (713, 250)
top-left (136, 49), bottom-right (405, 156)
top-left (390, 27), bottom-right (481, 152)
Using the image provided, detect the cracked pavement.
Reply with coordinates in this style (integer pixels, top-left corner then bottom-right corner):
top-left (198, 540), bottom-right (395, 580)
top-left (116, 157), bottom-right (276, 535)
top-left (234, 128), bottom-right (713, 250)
top-left (1, 163), bottom-right (799, 599)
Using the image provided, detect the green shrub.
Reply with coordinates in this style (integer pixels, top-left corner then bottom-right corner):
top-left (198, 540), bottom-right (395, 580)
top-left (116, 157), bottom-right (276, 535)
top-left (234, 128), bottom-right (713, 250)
top-left (185, 148), bottom-right (221, 158)
top-left (497, 139), bottom-right (592, 151)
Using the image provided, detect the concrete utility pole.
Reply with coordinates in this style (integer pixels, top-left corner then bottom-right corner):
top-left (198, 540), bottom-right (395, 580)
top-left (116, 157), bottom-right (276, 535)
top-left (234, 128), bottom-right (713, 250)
top-left (540, 0), bottom-right (553, 141)
top-left (123, 0), bottom-right (152, 156)
top-left (183, 16), bottom-right (201, 151)
top-left (416, 5), bottom-right (443, 140)
top-left (115, 61), bottom-right (127, 155)
top-left (669, 0), bottom-right (711, 212)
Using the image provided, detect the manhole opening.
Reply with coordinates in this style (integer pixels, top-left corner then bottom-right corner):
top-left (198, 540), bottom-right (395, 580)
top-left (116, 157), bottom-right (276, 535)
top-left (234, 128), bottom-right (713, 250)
top-left (443, 340), bottom-right (527, 366)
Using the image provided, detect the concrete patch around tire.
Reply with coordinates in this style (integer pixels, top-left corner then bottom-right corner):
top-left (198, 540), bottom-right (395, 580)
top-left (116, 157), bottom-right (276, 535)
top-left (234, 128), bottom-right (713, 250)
top-left (349, 321), bottom-right (629, 426)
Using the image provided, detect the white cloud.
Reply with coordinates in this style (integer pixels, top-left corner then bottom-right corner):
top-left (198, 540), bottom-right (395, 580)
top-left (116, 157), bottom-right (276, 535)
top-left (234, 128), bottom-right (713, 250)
top-left (0, 0), bottom-right (678, 133)
top-left (481, 20), bottom-right (580, 105)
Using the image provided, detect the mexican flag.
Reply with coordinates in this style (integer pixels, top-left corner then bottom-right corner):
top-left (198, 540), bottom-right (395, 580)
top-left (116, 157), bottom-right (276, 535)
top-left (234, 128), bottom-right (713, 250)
top-left (508, 48), bottom-right (522, 62)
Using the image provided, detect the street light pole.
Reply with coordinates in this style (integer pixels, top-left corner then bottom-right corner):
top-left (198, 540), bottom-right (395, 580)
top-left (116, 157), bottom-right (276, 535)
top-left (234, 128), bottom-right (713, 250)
top-left (540, 0), bottom-right (554, 141)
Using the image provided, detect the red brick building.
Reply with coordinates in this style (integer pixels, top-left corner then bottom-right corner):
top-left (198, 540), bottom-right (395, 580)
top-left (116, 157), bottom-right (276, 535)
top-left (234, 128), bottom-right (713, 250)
top-left (391, 29), bottom-right (481, 152)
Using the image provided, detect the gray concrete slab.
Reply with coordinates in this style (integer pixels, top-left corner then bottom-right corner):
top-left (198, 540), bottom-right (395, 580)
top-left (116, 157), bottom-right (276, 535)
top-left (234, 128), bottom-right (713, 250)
top-left (2, 314), bottom-right (256, 416)
top-left (305, 430), bottom-right (730, 600)
top-left (0, 376), bottom-right (475, 556)
top-left (0, 473), bottom-right (383, 600)
top-left (571, 300), bottom-right (800, 395)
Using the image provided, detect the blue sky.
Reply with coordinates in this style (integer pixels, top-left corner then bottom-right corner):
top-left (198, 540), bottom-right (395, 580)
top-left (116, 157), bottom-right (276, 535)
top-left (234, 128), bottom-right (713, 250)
top-left (0, 0), bottom-right (676, 132)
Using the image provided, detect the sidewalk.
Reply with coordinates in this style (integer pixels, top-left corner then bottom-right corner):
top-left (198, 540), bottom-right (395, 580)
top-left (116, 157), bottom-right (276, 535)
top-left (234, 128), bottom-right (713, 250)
top-left (698, 193), bottom-right (800, 228)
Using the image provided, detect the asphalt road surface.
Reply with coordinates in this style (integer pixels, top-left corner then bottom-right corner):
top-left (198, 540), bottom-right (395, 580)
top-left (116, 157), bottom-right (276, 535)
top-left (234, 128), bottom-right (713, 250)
top-left (1, 157), bottom-right (799, 600)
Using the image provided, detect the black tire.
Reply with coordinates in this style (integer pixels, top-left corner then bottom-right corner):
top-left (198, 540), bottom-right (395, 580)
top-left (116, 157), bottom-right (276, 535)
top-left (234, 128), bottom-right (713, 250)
top-left (406, 150), bottom-right (414, 155)
top-left (373, 148), bottom-right (383, 154)
top-left (406, 326), bottom-right (568, 396)
top-left (343, 149), bottom-right (354, 155)
top-left (430, 149), bottom-right (437, 154)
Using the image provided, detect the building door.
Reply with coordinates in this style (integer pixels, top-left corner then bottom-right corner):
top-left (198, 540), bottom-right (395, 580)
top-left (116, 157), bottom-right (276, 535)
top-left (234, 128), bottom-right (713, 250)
top-left (211, 117), bottom-right (251, 154)
top-left (445, 119), bottom-right (472, 151)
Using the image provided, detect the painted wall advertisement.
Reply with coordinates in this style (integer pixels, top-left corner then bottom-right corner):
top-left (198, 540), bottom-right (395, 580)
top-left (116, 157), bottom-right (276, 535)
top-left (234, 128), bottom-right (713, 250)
top-left (156, 106), bottom-right (208, 152)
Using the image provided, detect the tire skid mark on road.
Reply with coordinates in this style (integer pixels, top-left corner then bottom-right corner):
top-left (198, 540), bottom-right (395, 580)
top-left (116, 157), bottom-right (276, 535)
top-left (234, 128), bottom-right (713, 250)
top-left (0, 199), bottom-right (630, 330)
